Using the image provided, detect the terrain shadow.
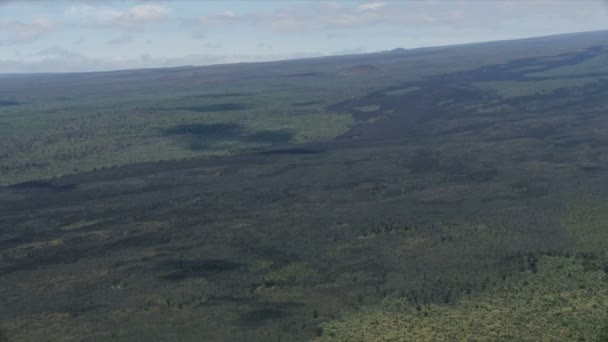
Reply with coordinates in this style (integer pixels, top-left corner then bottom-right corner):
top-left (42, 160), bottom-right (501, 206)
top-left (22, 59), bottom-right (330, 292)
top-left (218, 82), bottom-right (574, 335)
top-left (160, 259), bottom-right (241, 280)
top-left (239, 308), bottom-right (288, 326)
top-left (9, 180), bottom-right (76, 192)
top-left (291, 101), bottom-right (322, 107)
top-left (259, 147), bottom-right (326, 155)
top-left (162, 123), bottom-right (294, 150)
top-left (177, 103), bottom-right (249, 112)
top-left (185, 93), bottom-right (253, 99)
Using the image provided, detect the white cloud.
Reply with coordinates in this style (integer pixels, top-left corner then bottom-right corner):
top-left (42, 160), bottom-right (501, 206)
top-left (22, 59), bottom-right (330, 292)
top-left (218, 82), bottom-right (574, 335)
top-left (0, 51), bottom-right (329, 73)
top-left (2, 0), bottom-right (608, 73)
top-left (0, 18), bottom-right (57, 45)
top-left (126, 4), bottom-right (170, 22)
top-left (66, 3), bottom-right (171, 30)
top-left (0, 52), bottom-right (227, 73)
top-left (65, 5), bottom-right (122, 21)
top-left (190, 7), bottom-right (310, 32)
top-left (358, 1), bottom-right (385, 11)
top-left (184, 0), bottom-right (608, 32)
top-left (196, 10), bottom-right (239, 25)
top-left (62, 3), bottom-right (173, 49)
top-left (37, 45), bottom-right (81, 58)
top-left (186, 2), bottom-right (386, 31)
top-left (318, 2), bottom-right (385, 29)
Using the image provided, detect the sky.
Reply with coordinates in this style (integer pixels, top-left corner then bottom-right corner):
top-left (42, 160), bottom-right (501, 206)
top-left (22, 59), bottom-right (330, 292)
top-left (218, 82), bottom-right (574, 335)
top-left (0, 0), bottom-right (607, 73)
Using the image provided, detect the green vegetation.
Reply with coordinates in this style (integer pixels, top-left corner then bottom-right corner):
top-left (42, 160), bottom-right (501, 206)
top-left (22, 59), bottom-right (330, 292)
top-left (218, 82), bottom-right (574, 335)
top-left (384, 86), bottom-right (420, 96)
top-left (0, 329), bottom-right (8, 342)
top-left (562, 199), bottom-right (608, 255)
top-left (61, 220), bottom-right (103, 231)
top-left (1, 30), bottom-right (607, 185)
top-left (528, 54), bottom-right (608, 77)
top-left (318, 255), bottom-right (608, 341)
top-left (353, 104), bottom-right (381, 112)
top-left (317, 199), bottom-right (608, 341)
top-left (3, 31), bottom-right (608, 341)
top-left (0, 86), bottom-right (356, 184)
top-left (473, 77), bottom-right (607, 98)
top-left (262, 262), bottom-right (318, 286)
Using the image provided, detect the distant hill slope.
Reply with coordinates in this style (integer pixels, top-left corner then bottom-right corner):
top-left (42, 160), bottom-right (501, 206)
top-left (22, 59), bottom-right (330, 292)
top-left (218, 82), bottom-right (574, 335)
top-left (0, 30), bottom-right (607, 184)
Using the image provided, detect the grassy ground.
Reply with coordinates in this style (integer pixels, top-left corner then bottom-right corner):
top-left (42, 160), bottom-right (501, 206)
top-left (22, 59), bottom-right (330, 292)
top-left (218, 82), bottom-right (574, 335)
top-left (318, 199), bottom-right (608, 341)
top-left (0, 83), bottom-right (357, 184)
top-left (562, 199), bottom-right (608, 255)
top-left (318, 254), bottom-right (608, 341)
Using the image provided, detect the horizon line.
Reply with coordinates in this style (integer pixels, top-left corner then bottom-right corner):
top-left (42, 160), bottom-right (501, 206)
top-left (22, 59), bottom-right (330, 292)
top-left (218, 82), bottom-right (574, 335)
top-left (1, 29), bottom-right (606, 77)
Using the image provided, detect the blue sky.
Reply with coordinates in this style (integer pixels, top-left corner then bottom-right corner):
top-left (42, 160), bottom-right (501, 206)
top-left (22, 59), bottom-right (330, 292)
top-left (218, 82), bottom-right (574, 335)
top-left (0, 0), bottom-right (607, 73)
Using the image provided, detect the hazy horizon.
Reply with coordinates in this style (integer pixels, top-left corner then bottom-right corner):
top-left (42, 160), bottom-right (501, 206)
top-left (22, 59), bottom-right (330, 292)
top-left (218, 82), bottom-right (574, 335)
top-left (1, 0), bottom-right (607, 73)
